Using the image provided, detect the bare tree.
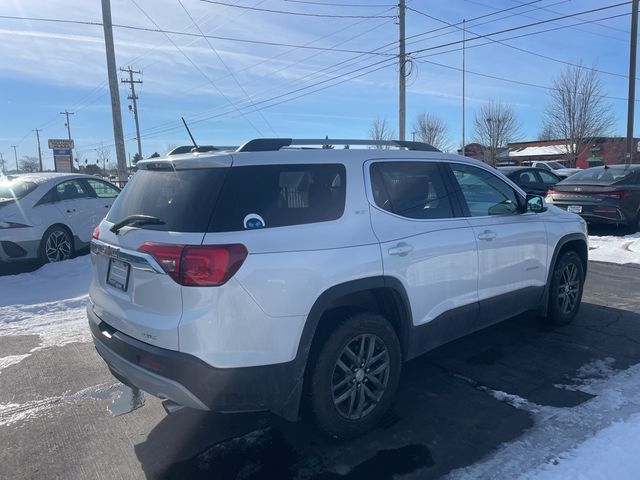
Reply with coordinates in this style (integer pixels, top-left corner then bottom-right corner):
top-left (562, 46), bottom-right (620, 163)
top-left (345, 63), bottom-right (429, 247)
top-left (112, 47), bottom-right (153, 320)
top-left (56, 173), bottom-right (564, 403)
top-left (369, 117), bottom-right (394, 148)
top-left (542, 63), bottom-right (615, 167)
top-left (95, 143), bottom-right (111, 176)
top-left (413, 113), bottom-right (450, 151)
top-left (473, 101), bottom-right (521, 166)
top-left (19, 156), bottom-right (40, 173)
top-left (537, 124), bottom-right (555, 141)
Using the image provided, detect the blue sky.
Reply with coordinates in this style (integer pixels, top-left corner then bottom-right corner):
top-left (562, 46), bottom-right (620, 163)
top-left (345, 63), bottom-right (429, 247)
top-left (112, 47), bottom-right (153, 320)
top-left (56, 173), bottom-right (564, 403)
top-left (0, 0), bottom-right (635, 171)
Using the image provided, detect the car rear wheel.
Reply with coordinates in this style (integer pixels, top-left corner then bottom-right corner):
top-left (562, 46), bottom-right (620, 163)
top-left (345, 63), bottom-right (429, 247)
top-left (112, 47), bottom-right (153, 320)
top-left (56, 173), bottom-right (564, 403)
top-left (308, 312), bottom-right (401, 439)
top-left (547, 251), bottom-right (584, 325)
top-left (40, 226), bottom-right (73, 263)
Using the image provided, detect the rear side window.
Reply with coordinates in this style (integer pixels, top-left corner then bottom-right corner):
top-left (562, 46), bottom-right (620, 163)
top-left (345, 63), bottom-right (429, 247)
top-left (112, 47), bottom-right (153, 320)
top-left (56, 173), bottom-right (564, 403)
top-left (106, 168), bottom-right (227, 232)
top-left (0, 180), bottom-right (37, 200)
top-left (370, 161), bottom-right (454, 219)
top-left (86, 178), bottom-right (120, 198)
top-left (209, 164), bottom-right (346, 232)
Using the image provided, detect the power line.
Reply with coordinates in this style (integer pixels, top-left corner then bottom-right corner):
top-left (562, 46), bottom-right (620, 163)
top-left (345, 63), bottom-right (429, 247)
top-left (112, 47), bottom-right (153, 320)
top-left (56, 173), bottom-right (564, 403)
top-left (0, 14), bottom-right (396, 56)
top-left (408, 6), bottom-right (634, 80)
top-left (283, 0), bottom-right (394, 6)
top-left (407, 2), bottom-right (632, 56)
top-left (177, 0), bottom-right (278, 136)
top-left (129, 0), bottom-right (265, 136)
top-left (199, 0), bottom-right (396, 18)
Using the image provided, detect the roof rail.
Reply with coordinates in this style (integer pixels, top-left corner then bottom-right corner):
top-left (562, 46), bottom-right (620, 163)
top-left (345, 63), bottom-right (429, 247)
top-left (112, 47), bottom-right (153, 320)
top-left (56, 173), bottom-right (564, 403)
top-left (235, 138), bottom-right (441, 153)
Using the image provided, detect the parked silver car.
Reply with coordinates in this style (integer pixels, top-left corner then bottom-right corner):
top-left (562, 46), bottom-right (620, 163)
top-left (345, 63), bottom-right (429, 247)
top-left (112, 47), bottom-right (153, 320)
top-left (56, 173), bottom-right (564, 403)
top-left (0, 173), bottom-right (120, 265)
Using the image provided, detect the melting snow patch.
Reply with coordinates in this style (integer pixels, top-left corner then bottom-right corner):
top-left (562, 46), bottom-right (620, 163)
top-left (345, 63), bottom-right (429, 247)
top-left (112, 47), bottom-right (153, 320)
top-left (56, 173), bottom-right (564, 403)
top-left (588, 233), bottom-right (640, 265)
top-left (0, 256), bottom-right (92, 372)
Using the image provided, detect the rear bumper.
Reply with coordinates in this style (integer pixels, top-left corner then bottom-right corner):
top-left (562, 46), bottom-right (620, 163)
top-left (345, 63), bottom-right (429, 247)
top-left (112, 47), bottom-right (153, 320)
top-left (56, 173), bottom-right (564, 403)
top-left (88, 308), bottom-right (301, 418)
top-left (548, 203), bottom-right (633, 225)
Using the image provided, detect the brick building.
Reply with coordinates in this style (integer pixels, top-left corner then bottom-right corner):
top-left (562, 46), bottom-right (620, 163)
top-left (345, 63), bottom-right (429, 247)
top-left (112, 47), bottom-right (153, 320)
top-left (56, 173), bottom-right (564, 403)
top-left (506, 137), bottom-right (640, 167)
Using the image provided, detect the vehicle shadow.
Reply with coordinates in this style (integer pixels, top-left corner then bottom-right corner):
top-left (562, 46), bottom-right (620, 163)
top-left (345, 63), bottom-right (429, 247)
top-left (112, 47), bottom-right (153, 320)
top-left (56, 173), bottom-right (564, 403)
top-left (135, 302), bottom-right (640, 480)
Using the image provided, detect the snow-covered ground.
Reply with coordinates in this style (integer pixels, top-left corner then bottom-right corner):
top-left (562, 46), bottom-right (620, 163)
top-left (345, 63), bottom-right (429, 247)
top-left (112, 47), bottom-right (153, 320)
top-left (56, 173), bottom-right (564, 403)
top-left (2, 250), bottom-right (640, 478)
top-left (588, 233), bottom-right (640, 265)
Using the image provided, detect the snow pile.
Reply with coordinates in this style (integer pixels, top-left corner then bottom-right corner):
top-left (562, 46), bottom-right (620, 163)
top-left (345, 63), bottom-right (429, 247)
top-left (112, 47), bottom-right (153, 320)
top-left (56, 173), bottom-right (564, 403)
top-left (520, 414), bottom-right (640, 480)
top-left (448, 360), bottom-right (640, 480)
top-left (588, 233), bottom-right (640, 265)
top-left (0, 256), bottom-right (92, 372)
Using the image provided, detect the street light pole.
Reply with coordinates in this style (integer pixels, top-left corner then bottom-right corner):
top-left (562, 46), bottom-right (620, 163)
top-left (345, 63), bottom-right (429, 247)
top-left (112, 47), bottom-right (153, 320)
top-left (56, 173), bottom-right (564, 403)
top-left (626, 0), bottom-right (639, 164)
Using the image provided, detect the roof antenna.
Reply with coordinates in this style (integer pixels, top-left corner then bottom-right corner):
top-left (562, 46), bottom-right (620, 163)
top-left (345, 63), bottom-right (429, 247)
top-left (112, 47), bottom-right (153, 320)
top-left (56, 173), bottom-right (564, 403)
top-left (181, 117), bottom-right (199, 151)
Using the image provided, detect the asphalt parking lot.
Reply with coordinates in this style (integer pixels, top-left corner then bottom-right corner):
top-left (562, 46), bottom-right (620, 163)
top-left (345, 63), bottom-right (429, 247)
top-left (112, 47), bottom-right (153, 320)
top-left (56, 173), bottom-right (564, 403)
top-left (1, 260), bottom-right (640, 480)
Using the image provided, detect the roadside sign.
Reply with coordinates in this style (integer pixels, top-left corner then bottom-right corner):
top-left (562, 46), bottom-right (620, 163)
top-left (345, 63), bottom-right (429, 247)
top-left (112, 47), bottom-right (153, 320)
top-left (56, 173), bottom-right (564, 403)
top-left (48, 139), bottom-right (74, 149)
top-left (53, 147), bottom-right (73, 173)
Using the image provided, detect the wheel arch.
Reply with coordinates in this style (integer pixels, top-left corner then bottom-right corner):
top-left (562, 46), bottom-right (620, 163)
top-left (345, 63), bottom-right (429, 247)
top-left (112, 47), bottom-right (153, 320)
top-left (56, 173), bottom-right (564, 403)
top-left (280, 276), bottom-right (412, 421)
top-left (538, 232), bottom-right (588, 317)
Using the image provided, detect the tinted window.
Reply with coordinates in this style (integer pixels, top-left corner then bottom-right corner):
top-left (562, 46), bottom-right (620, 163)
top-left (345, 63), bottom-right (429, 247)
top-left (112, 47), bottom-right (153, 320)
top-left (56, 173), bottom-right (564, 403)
top-left (56, 180), bottom-right (91, 200)
top-left (515, 170), bottom-right (537, 185)
top-left (567, 166), bottom-right (638, 184)
top-left (86, 179), bottom-right (120, 198)
top-left (209, 164), bottom-right (346, 232)
top-left (450, 163), bottom-right (521, 216)
top-left (537, 170), bottom-right (560, 184)
top-left (0, 180), bottom-right (37, 200)
top-left (106, 168), bottom-right (227, 232)
top-left (370, 162), bottom-right (454, 219)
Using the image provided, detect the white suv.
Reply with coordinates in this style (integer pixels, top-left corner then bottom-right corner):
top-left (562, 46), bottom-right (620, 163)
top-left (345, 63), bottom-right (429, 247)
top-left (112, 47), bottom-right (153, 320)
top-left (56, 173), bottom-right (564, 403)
top-left (88, 138), bottom-right (588, 438)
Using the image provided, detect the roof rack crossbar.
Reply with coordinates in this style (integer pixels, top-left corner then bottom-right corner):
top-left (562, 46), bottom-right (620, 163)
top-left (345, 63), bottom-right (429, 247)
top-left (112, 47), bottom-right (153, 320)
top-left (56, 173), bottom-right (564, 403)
top-left (235, 138), bottom-right (440, 153)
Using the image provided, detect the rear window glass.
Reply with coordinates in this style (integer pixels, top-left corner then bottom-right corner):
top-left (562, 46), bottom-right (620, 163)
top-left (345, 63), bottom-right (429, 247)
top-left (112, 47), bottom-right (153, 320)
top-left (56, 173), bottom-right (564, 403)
top-left (370, 161), bottom-right (454, 219)
top-left (106, 168), bottom-right (227, 232)
top-left (209, 164), bottom-right (346, 232)
top-left (0, 180), bottom-right (37, 200)
top-left (566, 166), bottom-right (638, 184)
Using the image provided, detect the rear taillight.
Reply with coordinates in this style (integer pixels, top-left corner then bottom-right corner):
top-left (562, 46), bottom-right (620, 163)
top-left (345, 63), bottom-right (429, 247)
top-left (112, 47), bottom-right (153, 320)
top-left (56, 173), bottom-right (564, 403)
top-left (92, 227), bottom-right (100, 240)
top-left (598, 190), bottom-right (629, 200)
top-left (137, 243), bottom-right (247, 286)
top-left (546, 189), bottom-right (558, 196)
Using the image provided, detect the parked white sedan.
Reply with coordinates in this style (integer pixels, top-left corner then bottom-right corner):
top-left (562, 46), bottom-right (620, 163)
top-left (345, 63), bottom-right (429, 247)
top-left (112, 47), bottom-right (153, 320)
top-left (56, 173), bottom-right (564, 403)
top-left (0, 173), bottom-right (120, 264)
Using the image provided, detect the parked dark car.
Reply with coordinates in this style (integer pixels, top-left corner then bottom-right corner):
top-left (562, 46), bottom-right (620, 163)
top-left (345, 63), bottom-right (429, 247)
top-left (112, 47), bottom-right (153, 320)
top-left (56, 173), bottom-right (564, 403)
top-left (498, 167), bottom-right (562, 196)
top-left (546, 164), bottom-right (640, 231)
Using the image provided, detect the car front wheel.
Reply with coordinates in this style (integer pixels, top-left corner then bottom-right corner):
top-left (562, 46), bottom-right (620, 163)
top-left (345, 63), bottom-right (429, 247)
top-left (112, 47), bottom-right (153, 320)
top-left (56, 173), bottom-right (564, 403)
top-left (308, 312), bottom-right (401, 439)
top-left (547, 251), bottom-right (584, 325)
top-left (40, 226), bottom-right (73, 263)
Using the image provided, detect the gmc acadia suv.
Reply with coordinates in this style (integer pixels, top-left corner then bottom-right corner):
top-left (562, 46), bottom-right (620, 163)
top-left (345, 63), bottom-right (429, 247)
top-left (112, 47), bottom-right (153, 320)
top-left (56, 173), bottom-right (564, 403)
top-left (88, 138), bottom-right (588, 438)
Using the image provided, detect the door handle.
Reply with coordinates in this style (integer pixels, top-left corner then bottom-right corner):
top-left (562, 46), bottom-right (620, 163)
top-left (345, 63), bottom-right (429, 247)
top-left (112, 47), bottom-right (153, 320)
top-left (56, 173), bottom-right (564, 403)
top-left (388, 243), bottom-right (414, 256)
top-left (477, 230), bottom-right (496, 241)
top-left (66, 209), bottom-right (76, 213)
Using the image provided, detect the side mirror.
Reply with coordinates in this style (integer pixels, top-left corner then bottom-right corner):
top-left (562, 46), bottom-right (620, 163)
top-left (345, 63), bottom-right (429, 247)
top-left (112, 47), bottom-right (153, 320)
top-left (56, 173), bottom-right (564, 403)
top-left (526, 194), bottom-right (546, 213)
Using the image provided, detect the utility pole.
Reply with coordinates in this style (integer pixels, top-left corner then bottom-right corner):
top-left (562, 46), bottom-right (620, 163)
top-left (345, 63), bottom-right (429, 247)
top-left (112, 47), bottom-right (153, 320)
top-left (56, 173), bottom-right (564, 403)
top-left (626, 0), bottom-right (639, 164)
top-left (59, 110), bottom-right (74, 141)
top-left (398, 0), bottom-right (406, 141)
top-left (120, 66), bottom-right (143, 161)
top-left (101, 0), bottom-right (128, 181)
top-left (33, 128), bottom-right (43, 172)
top-left (11, 145), bottom-right (18, 173)
top-left (462, 19), bottom-right (466, 157)
top-left (0, 152), bottom-right (5, 175)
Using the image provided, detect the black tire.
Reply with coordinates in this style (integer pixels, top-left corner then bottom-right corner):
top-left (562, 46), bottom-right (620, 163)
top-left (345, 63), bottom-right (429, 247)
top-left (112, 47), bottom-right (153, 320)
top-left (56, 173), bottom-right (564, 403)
top-left (308, 312), bottom-right (401, 439)
top-left (39, 225), bottom-right (73, 263)
top-left (547, 251), bottom-right (584, 325)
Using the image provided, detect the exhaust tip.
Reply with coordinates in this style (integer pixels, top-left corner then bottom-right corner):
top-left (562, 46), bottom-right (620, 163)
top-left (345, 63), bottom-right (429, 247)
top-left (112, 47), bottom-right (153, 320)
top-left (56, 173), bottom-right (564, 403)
top-left (162, 399), bottom-right (186, 415)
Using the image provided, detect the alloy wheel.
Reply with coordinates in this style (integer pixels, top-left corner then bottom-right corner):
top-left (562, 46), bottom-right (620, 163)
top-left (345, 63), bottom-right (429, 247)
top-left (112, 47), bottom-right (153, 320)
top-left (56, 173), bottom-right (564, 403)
top-left (331, 333), bottom-right (390, 420)
top-left (557, 263), bottom-right (580, 315)
top-left (45, 230), bottom-right (72, 262)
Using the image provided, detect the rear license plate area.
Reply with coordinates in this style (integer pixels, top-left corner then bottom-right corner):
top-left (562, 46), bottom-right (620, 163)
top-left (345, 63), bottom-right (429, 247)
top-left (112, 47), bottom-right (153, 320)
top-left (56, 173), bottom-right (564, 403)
top-left (107, 258), bottom-right (130, 291)
top-left (567, 205), bottom-right (582, 214)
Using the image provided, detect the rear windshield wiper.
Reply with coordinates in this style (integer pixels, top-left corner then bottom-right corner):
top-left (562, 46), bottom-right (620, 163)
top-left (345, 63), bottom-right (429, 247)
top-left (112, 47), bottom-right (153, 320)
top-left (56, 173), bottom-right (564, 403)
top-left (110, 214), bottom-right (165, 234)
